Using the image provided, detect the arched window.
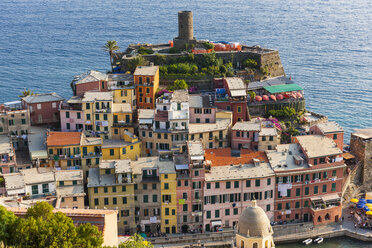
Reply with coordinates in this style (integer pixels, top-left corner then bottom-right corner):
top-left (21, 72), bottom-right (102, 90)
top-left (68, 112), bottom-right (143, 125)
top-left (318, 216), bottom-right (322, 222)
top-left (253, 242), bottom-right (258, 248)
top-left (325, 213), bottom-right (330, 220)
top-left (240, 240), bottom-right (244, 248)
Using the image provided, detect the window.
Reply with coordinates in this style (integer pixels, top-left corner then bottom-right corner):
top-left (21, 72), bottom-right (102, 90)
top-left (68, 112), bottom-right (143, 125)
top-left (94, 187), bottom-right (98, 193)
top-left (113, 197), bottom-right (117, 204)
top-left (206, 211), bottom-right (211, 219)
top-left (143, 195), bottom-right (148, 203)
top-left (286, 203), bottom-right (290, 210)
top-left (305, 187), bottom-right (309, 195)
top-left (86, 114), bottom-right (91, 120)
top-left (94, 198), bottom-right (99, 205)
top-left (333, 134), bottom-right (337, 140)
top-left (122, 186), bottom-right (126, 192)
top-left (152, 183), bottom-right (157, 190)
top-left (215, 210), bottom-right (220, 218)
top-left (86, 103), bottom-right (90, 109)
top-left (266, 204), bottom-right (271, 211)
top-left (269, 136), bottom-right (274, 141)
top-left (332, 170), bottom-right (337, 177)
top-left (278, 203), bottom-right (282, 210)
top-left (172, 209), bottom-right (176, 215)
top-left (196, 118), bottom-right (200, 123)
top-left (77, 112), bottom-right (81, 119)
top-left (207, 183), bottom-right (211, 189)
top-left (225, 209), bottom-right (230, 216)
top-left (37, 104), bottom-right (41, 110)
top-left (304, 200), bottom-right (309, 207)
top-left (164, 174), bottom-right (168, 179)
top-left (206, 118), bottom-right (210, 123)
top-left (296, 188), bottom-right (300, 196)
top-left (165, 208), bottom-right (169, 215)
top-left (164, 183), bottom-right (169, 190)
top-left (331, 183), bottom-right (336, 191)
top-left (295, 202), bottom-right (300, 208)
top-left (143, 184), bottom-right (147, 190)
top-left (104, 187), bottom-right (108, 193)
top-left (146, 88), bottom-right (150, 94)
top-left (60, 181), bottom-right (64, 186)
top-left (262, 136), bottom-right (266, 141)
top-left (103, 114), bottom-right (108, 120)
top-left (234, 181), bottom-right (239, 188)
top-left (104, 198), bottom-right (109, 205)
top-left (152, 195), bottom-right (157, 202)
top-left (255, 179), bottom-right (260, 187)
top-left (314, 186), bottom-right (319, 194)
top-left (194, 170), bottom-right (199, 177)
top-left (237, 106), bottom-right (241, 113)
top-left (110, 149), bottom-right (114, 156)
top-left (314, 158), bottom-right (318, 165)
top-left (236, 131), bottom-right (240, 137)
top-left (95, 114), bottom-right (100, 120)
top-left (105, 169), bottom-right (110, 175)
top-left (246, 180), bottom-right (251, 187)
top-left (267, 178), bottom-right (271, 185)
top-left (226, 182), bottom-right (231, 189)
top-left (215, 182), bottom-right (220, 188)
top-left (323, 171), bottom-right (328, 178)
top-left (66, 123), bottom-right (70, 130)
top-left (183, 204), bottom-right (188, 212)
top-left (72, 180), bottom-right (77, 185)
top-left (112, 186), bottom-right (116, 192)
top-left (233, 208), bottom-right (238, 215)
top-left (66, 112), bottom-right (70, 118)
top-left (122, 197), bottom-right (127, 204)
top-left (42, 184), bottom-right (49, 193)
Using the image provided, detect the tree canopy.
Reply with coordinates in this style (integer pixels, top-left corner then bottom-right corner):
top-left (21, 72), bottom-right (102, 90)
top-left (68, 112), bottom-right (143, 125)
top-left (119, 234), bottom-right (153, 248)
top-left (0, 202), bottom-right (103, 248)
top-left (167, 79), bottom-right (188, 91)
top-left (104, 40), bottom-right (120, 69)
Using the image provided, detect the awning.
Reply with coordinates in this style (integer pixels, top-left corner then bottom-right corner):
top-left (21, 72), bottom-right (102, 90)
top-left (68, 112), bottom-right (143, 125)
top-left (191, 155), bottom-right (204, 161)
top-left (175, 164), bottom-right (189, 170)
top-left (310, 196), bottom-right (322, 202)
top-left (230, 89), bottom-right (246, 97)
top-left (211, 221), bottom-right (222, 227)
top-left (139, 119), bottom-right (153, 124)
top-left (264, 84), bottom-right (303, 94)
top-left (343, 152), bottom-right (355, 160)
top-left (322, 194), bottom-right (340, 202)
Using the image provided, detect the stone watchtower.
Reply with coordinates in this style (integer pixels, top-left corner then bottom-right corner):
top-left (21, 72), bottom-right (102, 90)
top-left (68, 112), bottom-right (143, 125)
top-left (173, 11), bottom-right (197, 49)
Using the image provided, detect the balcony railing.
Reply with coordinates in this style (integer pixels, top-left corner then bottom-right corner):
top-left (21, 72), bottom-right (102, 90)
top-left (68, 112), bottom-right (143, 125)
top-left (82, 152), bottom-right (101, 158)
top-left (142, 176), bottom-right (160, 182)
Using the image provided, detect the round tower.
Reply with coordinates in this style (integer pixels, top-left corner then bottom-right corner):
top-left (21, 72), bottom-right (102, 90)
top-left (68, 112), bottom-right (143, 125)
top-left (178, 11), bottom-right (194, 40)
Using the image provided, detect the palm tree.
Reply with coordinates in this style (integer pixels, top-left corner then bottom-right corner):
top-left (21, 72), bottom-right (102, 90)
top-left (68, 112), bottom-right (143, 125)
top-left (19, 88), bottom-right (35, 98)
top-left (103, 40), bottom-right (120, 70)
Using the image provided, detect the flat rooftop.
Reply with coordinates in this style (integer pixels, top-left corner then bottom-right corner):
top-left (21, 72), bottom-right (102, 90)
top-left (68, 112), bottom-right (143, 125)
top-left (102, 139), bottom-right (132, 148)
top-left (232, 121), bottom-right (261, 132)
top-left (0, 135), bottom-right (13, 155)
top-left (296, 135), bottom-right (342, 159)
top-left (266, 144), bottom-right (309, 171)
top-left (248, 76), bottom-right (294, 91)
top-left (352, 128), bottom-right (372, 140)
top-left (316, 121), bottom-right (344, 134)
top-left (189, 118), bottom-right (231, 134)
top-left (133, 65), bottom-right (159, 76)
top-left (187, 141), bottom-right (204, 157)
top-left (205, 162), bottom-right (274, 181)
top-left (55, 170), bottom-right (83, 181)
top-left (189, 95), bottom-right (214, 109)
top-left (82, 91), bottom-right (113, 102)
top-left (131, 157), bottom-right (175, 175)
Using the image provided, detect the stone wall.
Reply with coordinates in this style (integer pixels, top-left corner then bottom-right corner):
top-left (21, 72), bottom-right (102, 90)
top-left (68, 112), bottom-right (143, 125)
top-left (350, 135), bottom-right (372, 185)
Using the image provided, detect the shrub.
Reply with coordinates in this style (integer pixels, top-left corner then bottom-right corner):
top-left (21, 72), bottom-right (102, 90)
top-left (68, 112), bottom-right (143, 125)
top-left (168, 79), bottom-right (188, 91)
top-left (243, 59), bottom-right (258, 69)
top-left (138, 46), bottom-right (154, 55)
top-left (203, 42), bottom-right (215, 50)
top-left (168, 47), bottom-right (180, 54)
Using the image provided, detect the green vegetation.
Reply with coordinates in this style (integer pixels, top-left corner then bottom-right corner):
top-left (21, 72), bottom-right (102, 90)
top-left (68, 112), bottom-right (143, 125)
top-left (203, 42), bottom-right (214, 50)
top-left (168, 47), bottom-right (180, 54)
top-left (247, 91), bottom-right (256, 102)
top-left (19, 89), bottom-right (35, 98)
top-left (243, 59), bottom-right (258, 69)
top-left (138, 46), bottom-right (154, 55)
top-left (119, 234), bottom-right (153, 248)
top-left (127, 56), bottom-right (149, 72)
top-left (167, 79), bottom-right (188, 91)
top-left (0, 202), bottom-right (103, 248)
top-left (104, 40), bottom-right (120, 69)
top-left (157, 52), bottom-right (233, 78)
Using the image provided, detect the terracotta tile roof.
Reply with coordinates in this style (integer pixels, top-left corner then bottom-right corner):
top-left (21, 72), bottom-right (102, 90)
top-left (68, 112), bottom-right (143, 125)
top-left (204, 148), bottom-right (268, 167)
top-left (46, 132), bottom-right (82, 147)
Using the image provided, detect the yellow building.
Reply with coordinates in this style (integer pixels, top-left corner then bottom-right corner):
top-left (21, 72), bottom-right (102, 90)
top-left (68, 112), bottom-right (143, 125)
top-left (55, 170), bottom-right (85, 209)
top-left (159, 162), bottom-right (177, 234)
top-left (107, 73), bottom-right (136, 107)
top-left (46, 132), bottom-right (84, 170)
top-left (188, 118), bottom-right (231, 149)
top-left (82, 91), bottom-right (114, 139)
top-left (101, 131), bottom-right (141, 161)
top-left (46, 131), bottom-right (102, 181)
top-left (112, 103), bottom-right (134, 139)
top-left (87, 160), bottom-right (136, 234)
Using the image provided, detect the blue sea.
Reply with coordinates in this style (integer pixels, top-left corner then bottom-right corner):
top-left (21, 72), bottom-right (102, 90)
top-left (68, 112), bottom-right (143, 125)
top-left (0, 0), bottom-right (371, 141)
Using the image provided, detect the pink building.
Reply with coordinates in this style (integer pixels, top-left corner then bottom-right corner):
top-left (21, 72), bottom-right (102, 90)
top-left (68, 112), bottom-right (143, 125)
top-left (189, 95), bottom-right (216, 124)
top-left (203, 162), bottom-right (275, 232)
top-left (309, 121), bottom-right (344, 150)
top-left (0, 136), bottom-right (17, 174)
top-left (60, 96), bottom-right (85, 132)
top-left (175, 141), bottom-right (206, 233)
top-left (231, 121), bottom-right (260, 150)
top-left (70, 70), bottom-right (108, 97)
top-left (21, 93), bottom-right (64, 126)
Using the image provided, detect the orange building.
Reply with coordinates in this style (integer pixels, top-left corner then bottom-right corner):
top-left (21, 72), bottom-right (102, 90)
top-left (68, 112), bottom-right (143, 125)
top-left (133, 65), bottom-right (159, 109)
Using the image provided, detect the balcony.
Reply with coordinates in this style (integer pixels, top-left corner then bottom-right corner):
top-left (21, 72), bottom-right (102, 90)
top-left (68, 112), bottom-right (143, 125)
top-left (113, 121), bottom-right (133, 127)
top-left (95, 108), bottom-right (111, 113)
top-left (177, 172), bottom-right (190, 179)
top-left (82, 152), bottom-right (101, 159)
top-left (142, 176), bottom-right (160, 182)
top-left (50, 154), bottom-right (81, 160)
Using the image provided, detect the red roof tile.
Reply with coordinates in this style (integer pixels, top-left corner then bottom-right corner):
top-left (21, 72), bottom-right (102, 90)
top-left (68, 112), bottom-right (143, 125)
top-left (205, 148), bottom-right (268, 167)
top-left (46, 132), bottom-right (82, 147)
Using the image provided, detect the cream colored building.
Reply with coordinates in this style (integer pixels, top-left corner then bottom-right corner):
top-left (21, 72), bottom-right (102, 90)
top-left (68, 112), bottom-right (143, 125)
top-left (236, 200), bottom-right (275, 248)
